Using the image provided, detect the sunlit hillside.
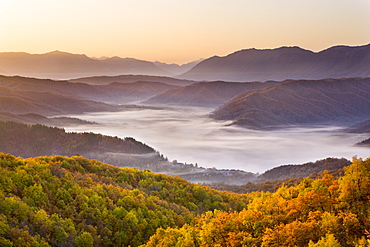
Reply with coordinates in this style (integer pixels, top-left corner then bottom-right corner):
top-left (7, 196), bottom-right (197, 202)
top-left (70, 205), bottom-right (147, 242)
top-left (0, 154), bottom-right (369, 246)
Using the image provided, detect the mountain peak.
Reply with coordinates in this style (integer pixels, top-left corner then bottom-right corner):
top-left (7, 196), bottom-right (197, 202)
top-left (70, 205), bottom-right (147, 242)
top-left (44, 50), bottom-right (88, 58)
top-left (231, 46), bottom-right (312, 55)
top-left (45, 50), bottom-right (72, 55)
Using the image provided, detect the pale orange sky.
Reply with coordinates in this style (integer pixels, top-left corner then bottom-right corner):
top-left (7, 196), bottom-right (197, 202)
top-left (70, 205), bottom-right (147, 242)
top-left (1, 0), bottom-right (369, 64)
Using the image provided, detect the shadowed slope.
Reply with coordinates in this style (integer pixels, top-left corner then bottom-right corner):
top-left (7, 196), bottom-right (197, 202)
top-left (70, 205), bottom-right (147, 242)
top-left (212, 77), bottom-right (370, 128)
top-left (144, 81), bottom-right (278, 107)
top-left (0, 75), bottom-right (180, 107)
top-left (70, 74), bottom-right (196, 86)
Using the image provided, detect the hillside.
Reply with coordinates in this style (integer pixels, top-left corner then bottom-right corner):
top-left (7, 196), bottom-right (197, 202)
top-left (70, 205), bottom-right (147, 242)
top-left (346, 118), bottom-right (370, 133)
top-left (0, 121), bottom-right (258, 185)
top-left (212, 77), bottom-right (370, 128)
top-left (180, 44), bottom-right (370, 82)
top-left (0, 75), bottom-right (103, 99)
top-left (0, 51), bottom-right (169, 79)
top-left (0, 153), bottom-right (250, 246)
top-left (208, 158), bottom-right (351, 194)
top-left (0, 86), bottom-right (115, 116)
top-left (356, 137), bottom-right (370, 147)
top-left (0, 75), bottom-right (179, 106)
top-left (0, 121), bottom-right (155, 158)
top-left (99, 81), bottom-right (179, 104)
top-left (0, 111), bottom-right (93, 127)
top-left (0, 75), bottom-right (117, 115)
top-left (256, 157), bottom-right (351, 182)
top-left (70, 74), bottom-right (195, 86)
top-left (143, 157), bottom-right (370, 246)
top-left (1, 153), bottom-right (369, 246)
top-left (144, 80), bottom-right (277, 107)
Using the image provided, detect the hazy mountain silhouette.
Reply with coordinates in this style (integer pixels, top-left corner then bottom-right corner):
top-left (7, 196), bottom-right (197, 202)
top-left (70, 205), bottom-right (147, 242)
top-left (100, 81), bottom-right (179, 104)
top-left (70, 74), bottom-right (195, 86)
top-left (144, 80), bottom-right (278, 107)
top-left (212, 77), bottom-right (370, 128)
top-left (154, 59), bottom-right (204, 75)
top-left (357, 137), bottom-right (370, 146)
top-left (3, 44), bottom-right (369, 81)
top-left (0, 86), bottom-right (116, 116)
top-left (180, 44), bottom-right (370, 82)
top-left (0, 75), bottom-right (179, 106)
top-left (0, 75), bottom-right (184, 127)
top-left (0, 51), bottom-right (170, 79)
top-left (0, 111), bottom-right (94, 127)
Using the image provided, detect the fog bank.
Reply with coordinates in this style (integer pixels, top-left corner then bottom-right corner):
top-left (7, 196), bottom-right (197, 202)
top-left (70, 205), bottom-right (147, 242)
top-left (64, 107), bottom-right (370, 173)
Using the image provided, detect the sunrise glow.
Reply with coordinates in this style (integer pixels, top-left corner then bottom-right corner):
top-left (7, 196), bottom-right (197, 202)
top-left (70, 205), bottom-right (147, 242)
top-left (1, 0), bottom-right (370, 63)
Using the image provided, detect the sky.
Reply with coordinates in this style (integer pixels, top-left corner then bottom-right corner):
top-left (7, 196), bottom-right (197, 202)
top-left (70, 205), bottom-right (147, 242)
top-left (1, 0), bottom-right (370, 64)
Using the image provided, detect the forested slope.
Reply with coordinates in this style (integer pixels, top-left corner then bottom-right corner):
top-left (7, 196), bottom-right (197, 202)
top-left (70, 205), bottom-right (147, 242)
top-left (144, 158), bottom-right (370, 246)
top-left (208, 158), bottom-right (351, 194)
top-left (257, 158), bottom-right (351, 182)
top-left (0, 121), bottom-right (154, 158)
top-left (0, 153), bottom-right (249, 246)
top-left (1, 154), bottom-right (369, 246)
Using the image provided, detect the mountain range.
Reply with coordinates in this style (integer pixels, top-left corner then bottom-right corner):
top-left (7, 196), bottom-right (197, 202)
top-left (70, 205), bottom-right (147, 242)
top-left (1, 43), bottom-right (369, 82)
top-left (180, 44), bottom-right (370, 82)
top-left (0, 51), bottom-right (201, 80)
top-left (0, 75), bottom-right (180, 114)
top-left (2, 74), bottom-right (370, 131)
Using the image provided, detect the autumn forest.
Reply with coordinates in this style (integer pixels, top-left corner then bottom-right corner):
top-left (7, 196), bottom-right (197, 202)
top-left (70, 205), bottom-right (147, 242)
top-left (0, 153), bottom-right (369, 246)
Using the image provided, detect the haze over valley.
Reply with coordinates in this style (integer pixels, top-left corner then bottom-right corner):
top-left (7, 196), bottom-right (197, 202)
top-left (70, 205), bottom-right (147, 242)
top-left (63, 107), bottom-right (370, 174)
top-left (1, 70), bottom-right (370, 178)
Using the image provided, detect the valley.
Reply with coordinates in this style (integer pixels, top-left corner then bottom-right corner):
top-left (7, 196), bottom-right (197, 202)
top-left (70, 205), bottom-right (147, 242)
top-left (1, 72), bottom-right (370, 181)
top-left (63, 107), bottom-right (370, 174)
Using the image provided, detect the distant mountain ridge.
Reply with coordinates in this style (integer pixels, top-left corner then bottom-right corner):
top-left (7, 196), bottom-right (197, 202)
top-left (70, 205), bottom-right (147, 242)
top-left (0, 51), bottom-right (200, 80)
top-left (2, 44), bottom-right (368, 81)
top-left (212, 77), bottom-right (370, 128)
top-left (0, 85), bottom-right (115, 116)
top-left (144, 80), bottom-right (278, 107)
top-left (180, 44), bottom-right (370, 82)
top-left (70, 74), bottom-right (195, 86)
top-left (0, 75), bottom-right (180, 113)
top-left (154, 59), bottom-right (204, 75)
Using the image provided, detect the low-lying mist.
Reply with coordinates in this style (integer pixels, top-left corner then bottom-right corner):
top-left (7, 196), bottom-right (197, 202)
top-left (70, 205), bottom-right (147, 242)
top-left (64, 107), bottom-right (370, 173)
